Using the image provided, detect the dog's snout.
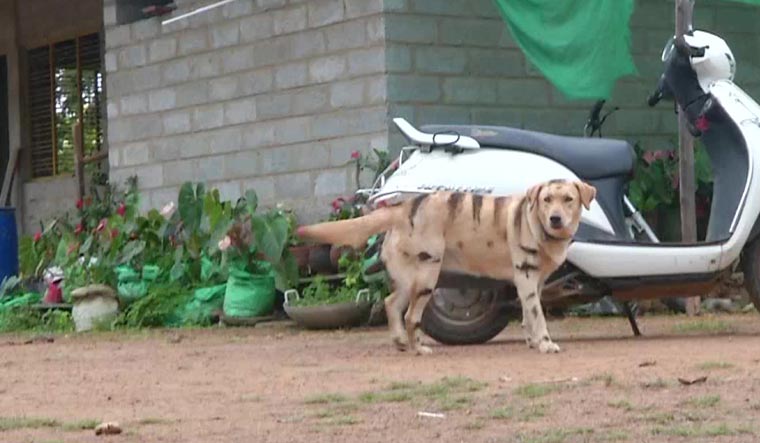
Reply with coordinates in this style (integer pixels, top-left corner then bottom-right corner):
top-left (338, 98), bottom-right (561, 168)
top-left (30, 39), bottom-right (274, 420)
top-left (549, 215), bottom-right (563, 228)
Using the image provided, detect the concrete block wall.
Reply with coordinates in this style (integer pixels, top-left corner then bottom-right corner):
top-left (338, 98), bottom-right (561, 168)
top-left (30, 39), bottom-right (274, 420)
top-left (104, 0), bottom-right (388, 222)
top-left (383, 0), bottom-right (760, 152)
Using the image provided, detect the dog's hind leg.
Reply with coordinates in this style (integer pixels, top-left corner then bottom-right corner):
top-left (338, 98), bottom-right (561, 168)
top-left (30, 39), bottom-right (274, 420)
top-left (404, 254), bottom-right (443, 356)
top-left (514, 276), bottom-right (560, 354)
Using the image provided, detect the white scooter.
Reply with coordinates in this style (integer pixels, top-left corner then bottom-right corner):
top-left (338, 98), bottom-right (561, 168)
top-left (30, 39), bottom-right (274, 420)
top-left (358, 30), bottom-right (760, 345)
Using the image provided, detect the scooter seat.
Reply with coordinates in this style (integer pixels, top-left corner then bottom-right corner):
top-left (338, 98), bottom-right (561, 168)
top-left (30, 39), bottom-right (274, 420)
top-left (420, 124), bottom-right (634, 180)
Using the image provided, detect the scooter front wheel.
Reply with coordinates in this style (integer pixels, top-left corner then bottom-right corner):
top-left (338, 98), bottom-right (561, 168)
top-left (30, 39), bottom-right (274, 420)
top-left (741, 236), bottom-right (760, 312)
top-left (421, 287), bottom-right (511, 345)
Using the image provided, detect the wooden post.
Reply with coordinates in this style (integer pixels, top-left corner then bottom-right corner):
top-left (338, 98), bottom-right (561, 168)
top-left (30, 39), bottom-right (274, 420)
top-left (676, 0), bottom-right (701, 316)
top-left (73, 120), bottom-right (85, 202)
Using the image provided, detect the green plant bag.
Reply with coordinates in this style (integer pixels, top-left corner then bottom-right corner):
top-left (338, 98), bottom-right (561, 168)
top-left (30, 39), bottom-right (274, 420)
top-left (115, 266), bottom-right (148, 304)
top-left (0, 293), bottom-right (42, 311)
top-left (181, 284), bottom-right (227, 325)
top-left (223, 264), bottom-right (276, 318)
top-left (142, 265), bottom-right (160, 282)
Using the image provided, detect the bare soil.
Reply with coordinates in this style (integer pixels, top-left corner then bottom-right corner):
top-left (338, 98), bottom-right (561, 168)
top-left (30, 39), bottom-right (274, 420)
top-left (2, 313), bottom-right (760, 443)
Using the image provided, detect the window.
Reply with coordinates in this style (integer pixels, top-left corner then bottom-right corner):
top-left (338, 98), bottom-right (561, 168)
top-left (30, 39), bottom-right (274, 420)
top-left (27, 33), bottom-right (104, 178)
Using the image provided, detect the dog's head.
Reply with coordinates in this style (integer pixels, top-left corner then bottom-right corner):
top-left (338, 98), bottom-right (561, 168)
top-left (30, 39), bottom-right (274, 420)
top-left (526, 179), bottom-right (596, 240)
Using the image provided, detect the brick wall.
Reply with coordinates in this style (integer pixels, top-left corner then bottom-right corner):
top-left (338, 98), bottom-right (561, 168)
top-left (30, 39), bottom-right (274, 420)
top-left (104, 0), bottom-right (388, 222)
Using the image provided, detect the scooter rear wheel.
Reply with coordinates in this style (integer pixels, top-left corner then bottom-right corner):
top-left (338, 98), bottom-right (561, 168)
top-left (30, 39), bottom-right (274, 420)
top-left (421, 287), bottom-right (511, 345)
top-left (741, 236), bottom-right (760, 312)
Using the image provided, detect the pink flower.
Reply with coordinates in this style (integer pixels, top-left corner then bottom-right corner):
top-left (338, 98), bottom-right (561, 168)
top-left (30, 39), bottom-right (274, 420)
top-left (34, 232), bottom-right (42, 243)
top-left (110, 228), bottom-right (119, 239)
top-left (96, 218), bottom-right (108, 232)
top-left (160, 202), bottom-right (176, 219)
top-left (74, 224), bottom-right (84, 235)
top-left (75, 199), bottom-right (84, 210)
top-left (350, 150), bottom-right (360, 160)
top-left (331, 198), bottom-right (345, 211)
top-left (117, 203), bottom-right (127, 217)
top-left (218, 235), bottom-right (232, 251)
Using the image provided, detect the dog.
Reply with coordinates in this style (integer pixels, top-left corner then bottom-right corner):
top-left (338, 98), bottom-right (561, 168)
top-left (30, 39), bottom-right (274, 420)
top-left (297, 179), bottom-right (596, 355)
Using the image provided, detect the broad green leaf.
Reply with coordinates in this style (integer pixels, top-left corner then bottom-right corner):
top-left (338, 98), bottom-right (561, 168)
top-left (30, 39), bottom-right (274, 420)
top-left (118, 240), bottom-right (146, 265)
top-left (178, 182), bottom-right (204, 232)
top-left (244, 189), bottom-right (258, 215)
top-left (251, 214), bottom-right (289, 262)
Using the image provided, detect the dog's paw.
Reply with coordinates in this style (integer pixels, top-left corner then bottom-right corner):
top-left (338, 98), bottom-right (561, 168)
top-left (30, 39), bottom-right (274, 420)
top-left (538, 340), bottom-right (561, 354)
top-left (414, 345), bottom-right (433, 355)
top-left (392, 336), bottom-right (408, 351)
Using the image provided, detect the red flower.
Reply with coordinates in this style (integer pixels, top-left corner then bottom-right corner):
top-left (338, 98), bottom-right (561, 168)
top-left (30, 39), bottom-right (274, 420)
top-left (110, 228), bottom-right (119, 239)
top-left (350, 150), bottom-right (360, 160)
top-left (117, 203), bottom-right (127, 217)
top-left (331, 198), bottom-right (345, 211)
top-left (75, 199), bottom-right (84, 210)
top-left (33, 232), bottom-right (42, 243)
top-left (96, 218), bottom-right (108, 232)
top-left (74, 223), bottom-right (84, 235)
top-left (84, 196), bottom-right (92, 207)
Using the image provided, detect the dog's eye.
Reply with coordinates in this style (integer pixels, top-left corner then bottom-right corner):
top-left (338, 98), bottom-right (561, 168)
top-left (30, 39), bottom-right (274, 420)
top-left (543, 196), bottom-right (551, 203)
top-left (564, 196), bottom-right (573, 203)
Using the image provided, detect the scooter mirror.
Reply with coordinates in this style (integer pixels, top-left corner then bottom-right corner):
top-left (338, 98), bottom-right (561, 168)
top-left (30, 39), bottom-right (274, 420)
top-left (661, 36), bottom-right (676, 62)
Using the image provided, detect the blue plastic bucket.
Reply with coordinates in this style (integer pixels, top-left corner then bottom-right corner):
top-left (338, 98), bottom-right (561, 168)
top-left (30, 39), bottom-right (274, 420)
top-left (0, 207), bottom-right (19, 282)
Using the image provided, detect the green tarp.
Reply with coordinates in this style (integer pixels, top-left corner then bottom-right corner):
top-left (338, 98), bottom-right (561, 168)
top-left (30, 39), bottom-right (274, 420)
top-left (493, 0), bottom-right (759, 101)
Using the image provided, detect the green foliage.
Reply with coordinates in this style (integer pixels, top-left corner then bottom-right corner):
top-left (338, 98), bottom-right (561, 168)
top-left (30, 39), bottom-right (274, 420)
top-left (0, 309), bottom-right (74, 333)
top-left (116, 282), bottom-right (190, 328)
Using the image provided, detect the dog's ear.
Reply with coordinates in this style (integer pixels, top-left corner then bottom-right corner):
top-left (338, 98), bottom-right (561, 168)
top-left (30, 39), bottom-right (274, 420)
top-left (526, 183), bottom-right (544, 209)
top-left (574, 181), bottom-right (597, 210)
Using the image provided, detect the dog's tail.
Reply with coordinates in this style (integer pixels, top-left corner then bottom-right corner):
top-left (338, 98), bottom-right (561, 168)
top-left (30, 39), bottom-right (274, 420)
top-left (297, 205), bottom-right (402, 249)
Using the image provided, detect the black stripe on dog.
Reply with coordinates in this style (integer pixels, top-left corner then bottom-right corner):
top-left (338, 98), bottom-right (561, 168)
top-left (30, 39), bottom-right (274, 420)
top-left (526, 292), bottom-right (536, 300)
top-left (418, 252), bottom-right (432, 261)
top-left (532, 305), bottom-right (539, 318)
top-left (541, 335), bottom-right (550, 342)
top-left (520, 245), bottom-right (538, 255)
top-left (472, 194), bottom-right (483, 224)
top-left (513, 196), bottom-right (526, 234)
top-left (493, 196), bottom-right (508, 227)
top-left (448, 192), bottom-right (463, 221)
top-left (418, 288), bottom-right (434, 296)
top-left (515, 261), bottom-right (538, 278)
top-left (408, 194), bottom-right (428, 228)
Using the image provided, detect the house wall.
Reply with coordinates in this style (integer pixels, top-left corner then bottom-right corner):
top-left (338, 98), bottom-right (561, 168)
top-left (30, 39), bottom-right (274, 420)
top-left (103, 0), bottom-right (388, 223)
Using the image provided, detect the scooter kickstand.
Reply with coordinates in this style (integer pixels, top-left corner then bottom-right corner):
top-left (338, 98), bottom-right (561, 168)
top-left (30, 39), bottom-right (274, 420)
top-left (622, 302), bottom-right (642, 337)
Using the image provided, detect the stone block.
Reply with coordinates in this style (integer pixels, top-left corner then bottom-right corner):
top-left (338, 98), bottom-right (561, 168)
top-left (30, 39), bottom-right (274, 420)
top-left (415, 46), bottom-right (468, 74)
top-left (308, 0), bottom-right (344, 28)
top-left (105, 52), bottom-right (118, 73)
top-left (274, 62), bottom-right (309, 89)
top-left (365, 75), bottom-right (387, 105)
top-left (213, 181), bottom-right (243, 202)
top-left (224, 99), bottom-right (257, 125)
top-left (411, 0), bottom-right (471, 16)
top-left (209, 75), bottom-right (240, 101)
top-left (290, 31), bottom-right (326, 59)
top-left (208, 127), bottom-right (244, 154)
top-left (439, 18), bottom-right (503, 47)
top-left (149, 186), bottom-right (181, 209)
top-left (196, 155), bottom-right (227, 182)
top-left (272, 116), bottom-right (313, 145)
top-left (496, 79), bottom-right (550, 106)
top-left (118, 45), bottom-right (147, 69)
top-left (314, 168), bottom-right (347, 196)
top-left (309, 55), bottom-right (347, 83)
top-left (163, 159), bottom-right (198, 186)
top-left (107, 101), bottom-right (119, 119)
top-left (104, 4), bottom-right (118, 27)
top-left (149, 37), bottom-right (178, 63)
top-left (275, 172), bottom-right (312, 199)
top-left (239, 68), bottom-right (274, 95)
top-left (240, 13), bottom-right (274, 42)
top-left (257, 0), bottom-right (287, 8)
top-left (128, 65), bottom-right (163, 92)
top-left (471, 108), bottom-right (522, 127)
top-left (468, 48), bottom-right (524, 76)
top-left (134, 163), bottom-right (164, 189)
top-left (224, 150), bottom-right (262, 178)
top-left (325, 20), bottom-right (367, 51)
top-left (193, 104), bottom-right (225, 130)
top-left (330, 79), bottom-right (364, 108)
top-left (131, 18), bottom-right (160, 41)
top-left (120, 93), bottom-right (148, 115)
top-left (385, 15), bottom-right (437, 43)
top-left (386, 45), bottom-right (412, 72)
top-left (273, 6), bottom-right (307, 34)
top-left (347, 47), bottom-right (384, 75)
top-left (212, 21), bottom-right (241, 48)
top-left (383, 0), bottom-right (408, 12)
top-left (129, 114), bottom-right (163, 140)
top-left (162, 59), bottom-right (192, 85)
top-left (105, 25), bottom-right (130, 50)
top-left (178, 29), bottom-right (209, 55)
top-left (223, 0), bottom-right (254, 18)
top-left (387, 74), bottom-right (441, 102)
top-left (242, 124), bottom-right (276, 149)
top-left (163, 111), bottom-right (192, 135)
top-left (366, 15), bottom-right (384, 43)
top-left (292, 87), bottom-right (329, 114)
top-left (148, 88), bottom-right (177, 112)
top-left (222, 46), bottom-right (255, 74)
top-left (190, 53), bottom-right (223, 79)
top-left (262, 142), bottom-right (329, 173)
top-left (256, 92), bottom-right (292, 119)
top-left (346, 0), bottom-right (383, 18)
top-left (175, 81), bottom-right (209, 107)
top-left (415, 105), bottom-right (470, 125)
top-left (121, 142), bottom-right (151, 166)
top-left (442, 77), bottom-right (498, 104)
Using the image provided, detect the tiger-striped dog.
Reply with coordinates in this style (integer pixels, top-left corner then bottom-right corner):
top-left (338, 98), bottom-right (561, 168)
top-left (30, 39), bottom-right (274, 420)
top-left (297, 179), bottom-right (596, 355)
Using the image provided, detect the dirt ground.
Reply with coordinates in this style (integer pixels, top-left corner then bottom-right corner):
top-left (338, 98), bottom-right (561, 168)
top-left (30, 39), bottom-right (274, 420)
top-left (1, 312), bottom-right (760, 443)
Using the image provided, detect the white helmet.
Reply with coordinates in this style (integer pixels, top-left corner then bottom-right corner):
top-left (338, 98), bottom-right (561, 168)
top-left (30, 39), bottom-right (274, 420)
top-left (662, 30), bottom-right (736, 92)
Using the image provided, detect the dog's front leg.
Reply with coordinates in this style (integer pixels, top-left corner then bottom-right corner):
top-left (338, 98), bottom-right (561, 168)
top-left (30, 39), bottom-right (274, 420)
top-left (514, 277), bottom-right (560, 354)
